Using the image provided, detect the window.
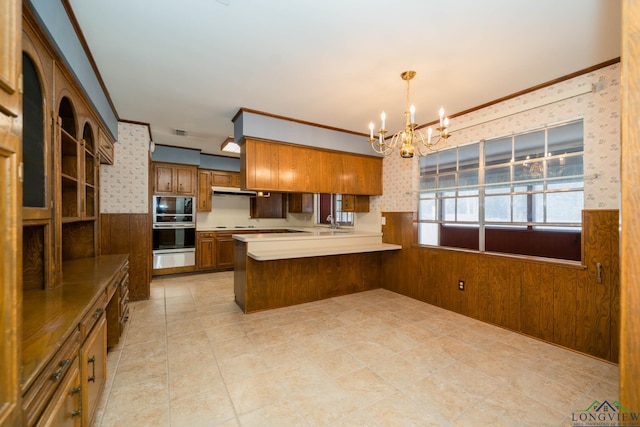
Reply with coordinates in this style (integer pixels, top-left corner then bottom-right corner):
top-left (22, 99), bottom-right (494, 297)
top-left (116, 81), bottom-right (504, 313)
top-left (417, 119), bottom-right (584, 260)
top-left (317, 194), bottom-right (354, 227)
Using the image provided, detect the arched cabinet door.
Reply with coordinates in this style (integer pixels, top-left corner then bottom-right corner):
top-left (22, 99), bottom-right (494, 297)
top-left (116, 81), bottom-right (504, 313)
top-left (0, 1), bottom-right (23, 426)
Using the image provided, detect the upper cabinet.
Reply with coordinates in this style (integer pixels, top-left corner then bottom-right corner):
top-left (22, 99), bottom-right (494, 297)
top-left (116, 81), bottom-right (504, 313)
top-left (197, 170), bottom-right (212, 212)
top-left (241, 137), bottom-right (382, 195)
top-left (153, 162), bottom-right (196, 195)
top-left (197, 169), bottom-right (241, 212)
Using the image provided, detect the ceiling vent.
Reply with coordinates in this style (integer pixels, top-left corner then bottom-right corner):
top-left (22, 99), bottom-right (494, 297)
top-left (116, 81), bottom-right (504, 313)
top-left (173, 129), bottom-right (188, 137)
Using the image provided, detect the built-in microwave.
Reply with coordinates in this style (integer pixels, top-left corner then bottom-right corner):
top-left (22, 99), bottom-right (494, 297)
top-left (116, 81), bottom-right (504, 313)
top-left (152, 195), bottom-right (195, 225)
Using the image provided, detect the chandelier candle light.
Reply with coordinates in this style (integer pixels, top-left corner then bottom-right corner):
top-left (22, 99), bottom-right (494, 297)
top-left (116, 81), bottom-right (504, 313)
top-left (368, 70), bottom-right (450, 158)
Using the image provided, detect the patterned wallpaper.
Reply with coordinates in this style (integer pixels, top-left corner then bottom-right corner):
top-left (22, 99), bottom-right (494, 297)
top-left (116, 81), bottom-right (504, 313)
top-left (381, 63), bottom-right (621, 212)
top-left (100, 122), bottom-right (150, 214)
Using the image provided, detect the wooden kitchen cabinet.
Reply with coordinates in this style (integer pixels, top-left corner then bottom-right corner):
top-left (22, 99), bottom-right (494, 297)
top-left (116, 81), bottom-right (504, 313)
top-left (216, 233), bottom-right (235, 269)
top-left (153, 162), bottom-right (196, 195)
top-left (197, 170), bottom-right (212, 212)
top-left (288, 193), bottom-right (314, 213)
top-left (250, 193), bottom-right (287, 218)
top-left (241, 137), bottom-right (382, 195)
top-left (106, 260), bottom-right (130, 348)
top-left (197, 232), bottom-right (216, 270)
top-left (197, 169), bottom-right (241, 212)
top-left (341, 195), bottom-right (370, 212)
top-left (36, 360), bottom-right (81, 427)
top-left (211, 170), bottom-right (240, 187)
top-left (80, 315), bottom-right (106, 427)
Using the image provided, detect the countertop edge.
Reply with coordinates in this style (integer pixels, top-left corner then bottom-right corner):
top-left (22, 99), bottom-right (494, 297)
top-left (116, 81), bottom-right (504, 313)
top-left (248, 243), bottom-right (402, 261)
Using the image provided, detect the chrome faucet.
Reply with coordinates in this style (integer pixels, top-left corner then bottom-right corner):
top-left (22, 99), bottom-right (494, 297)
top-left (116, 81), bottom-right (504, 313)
top-left (326, 214), bottom-right (338, 229)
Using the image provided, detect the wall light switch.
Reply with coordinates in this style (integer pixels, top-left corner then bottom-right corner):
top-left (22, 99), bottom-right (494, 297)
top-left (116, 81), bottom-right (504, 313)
top-left (381, 216), bottom-right (386, 225)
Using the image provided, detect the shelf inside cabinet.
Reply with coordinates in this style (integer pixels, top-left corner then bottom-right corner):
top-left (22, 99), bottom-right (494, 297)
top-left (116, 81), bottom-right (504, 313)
top-left (61, 176), bottom-right (79, 219)
top-left (85, 153), bottom-right (95, 186)
top-left (84, 186), bottom-right (95, 218)
top-left (60, 131), bottom-right (79, 175)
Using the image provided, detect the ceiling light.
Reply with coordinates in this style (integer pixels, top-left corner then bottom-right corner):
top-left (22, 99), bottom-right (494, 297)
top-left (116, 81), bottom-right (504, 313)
top-left (368, 71), bottom-right (450, 158)
top-left (221, 136), bottom-right (240, 154)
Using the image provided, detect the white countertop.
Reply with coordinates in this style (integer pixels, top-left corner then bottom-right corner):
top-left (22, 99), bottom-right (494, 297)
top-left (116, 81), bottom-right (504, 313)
top-left (232, 228), bottom-right (379, 242)
top-left (233, 228), bottom-right (402, 260)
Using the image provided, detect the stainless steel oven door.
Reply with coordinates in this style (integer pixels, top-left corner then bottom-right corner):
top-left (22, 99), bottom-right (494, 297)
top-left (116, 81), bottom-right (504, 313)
top-left (153, 248), bottom-right (196, 269)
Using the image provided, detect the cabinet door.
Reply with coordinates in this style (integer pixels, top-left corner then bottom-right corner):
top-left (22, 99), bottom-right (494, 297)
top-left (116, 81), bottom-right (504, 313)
top-left (216, 237), bottom-right (235, 269)
top-left (197, 238), bottom-right (216, 269)
top-left (0, 1), bottom-right (21, 424)
top-left (197, 170), bottom-right (211, 212)
top-left (154, 164), bottom-right (174, 194)
top-left (175, 167), bottom-right (195, 195)
top-left (36, 361), bottom-right (82, 427)
top-left (211, 171), bottom-right (233, 187)
top-left (288, 193), bottom-right (314, 213)
top-left (253, 139), bottom-right (278, 190)
top-left (341, 195), bottom-right (370, 212)
top-left (80, 316), bottom-right (107, 427)
top-left (250, 193), bottom-right (287, 218)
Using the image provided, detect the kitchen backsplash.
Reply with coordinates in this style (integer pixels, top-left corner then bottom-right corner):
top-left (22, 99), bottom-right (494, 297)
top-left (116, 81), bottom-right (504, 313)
top-left (381, 63), bottom-right (621, 212)
top-left (196, 195), bottom-right (382, 232)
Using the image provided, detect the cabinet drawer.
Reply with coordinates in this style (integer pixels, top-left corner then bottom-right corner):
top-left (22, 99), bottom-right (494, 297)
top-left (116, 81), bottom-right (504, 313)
top-left (121, 303), bottom-right (130, 327)
top-left (35, 360), bottom-right (81, 427)
top-left (198, 232), bottom-right (215, 239)
top-left (120, 273), bottom-right (129, 298)
top-left (120, 287), bottom-right (129, 318)
top-left (23, 328), bottom-right (81, 427)
top-left (79, 294), bottom-right (107, 339)
top-left (81, 316), bottom-right (107, 427)
top-left (106, 275), bottom-right (119, 301)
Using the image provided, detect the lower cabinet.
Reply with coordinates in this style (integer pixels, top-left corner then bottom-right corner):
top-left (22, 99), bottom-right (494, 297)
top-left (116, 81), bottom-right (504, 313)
top-left (197, 232), bottom-right (216, 270)
top-left (106, 260), bottom-right (130, 348)
top-left (216, 234), bottom-right (235, 269)
top-left (80, 316), bottom-right (107, 427)
top-left (197, 230), bottom-right (258, 270)
top-left (36, 360), bottom-right (81, 427)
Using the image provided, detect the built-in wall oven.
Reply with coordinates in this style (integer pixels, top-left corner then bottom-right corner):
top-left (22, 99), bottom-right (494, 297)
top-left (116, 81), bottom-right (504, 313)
top-left (152, 195), bottom-right (196, 269)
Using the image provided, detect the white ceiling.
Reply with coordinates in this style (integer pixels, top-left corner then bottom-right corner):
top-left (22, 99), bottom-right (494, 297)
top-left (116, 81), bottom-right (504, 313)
top-left (67, 0), bottom-right (621, 157)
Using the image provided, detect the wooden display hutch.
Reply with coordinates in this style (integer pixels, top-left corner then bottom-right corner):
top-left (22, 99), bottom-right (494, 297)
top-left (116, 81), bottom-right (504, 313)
top-left (17, 6), bottom-right (127, 426)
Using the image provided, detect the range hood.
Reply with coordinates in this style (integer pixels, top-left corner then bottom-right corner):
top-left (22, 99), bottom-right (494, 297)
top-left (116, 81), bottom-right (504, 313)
top-left (211, 186), bottom-right (257, 197)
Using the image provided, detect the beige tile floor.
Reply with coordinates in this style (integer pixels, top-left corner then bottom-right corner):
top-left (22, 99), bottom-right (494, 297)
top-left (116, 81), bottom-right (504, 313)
top-left (92, 272), bottom-right (619, 427)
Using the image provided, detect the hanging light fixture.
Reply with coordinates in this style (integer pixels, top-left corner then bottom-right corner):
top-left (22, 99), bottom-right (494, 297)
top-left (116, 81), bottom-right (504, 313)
top-left (368, 71), bottom-right (450, 158)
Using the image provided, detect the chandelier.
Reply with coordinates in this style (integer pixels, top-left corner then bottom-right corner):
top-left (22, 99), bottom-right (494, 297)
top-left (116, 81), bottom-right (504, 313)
top-left (368, 71), bottom-right (450, 158)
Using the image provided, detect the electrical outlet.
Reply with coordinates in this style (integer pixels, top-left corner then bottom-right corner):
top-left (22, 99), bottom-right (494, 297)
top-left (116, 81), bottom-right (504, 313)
top-left (458, 280), bottom-right (465, 291)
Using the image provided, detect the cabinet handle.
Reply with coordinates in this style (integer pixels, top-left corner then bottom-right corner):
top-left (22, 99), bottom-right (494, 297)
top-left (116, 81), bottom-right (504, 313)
top-left (50, 359), bottom-right (71, 381)
top-left (93, 308), bottom-right (105, 319)
top-left (87, 355), bottom-right (96, 382)
top-left (71, 386), bottom-right (81, 394)
top-left (71, 409), bottom-right (82, 418)
top-left (596, 262), bottom-right (603, 283)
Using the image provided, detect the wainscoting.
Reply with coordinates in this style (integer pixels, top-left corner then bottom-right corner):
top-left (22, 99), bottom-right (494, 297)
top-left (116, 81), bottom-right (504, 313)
top-left (101, 213), bottom-right (151, 301)
top-left (381, 210), bottom-right (619, 363)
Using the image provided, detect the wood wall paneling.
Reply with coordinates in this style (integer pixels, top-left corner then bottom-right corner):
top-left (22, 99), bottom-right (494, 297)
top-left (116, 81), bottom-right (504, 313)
top-left (380, 210), bottom-right (618, 363)
top-left (552, 267), bottom-right (577, 349)
top-left (100, 213), bottom-right (150, 301)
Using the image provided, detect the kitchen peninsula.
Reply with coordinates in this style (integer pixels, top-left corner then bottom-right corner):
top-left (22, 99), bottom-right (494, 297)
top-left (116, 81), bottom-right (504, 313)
top-left (233, 229), bottom-right (401, 312)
